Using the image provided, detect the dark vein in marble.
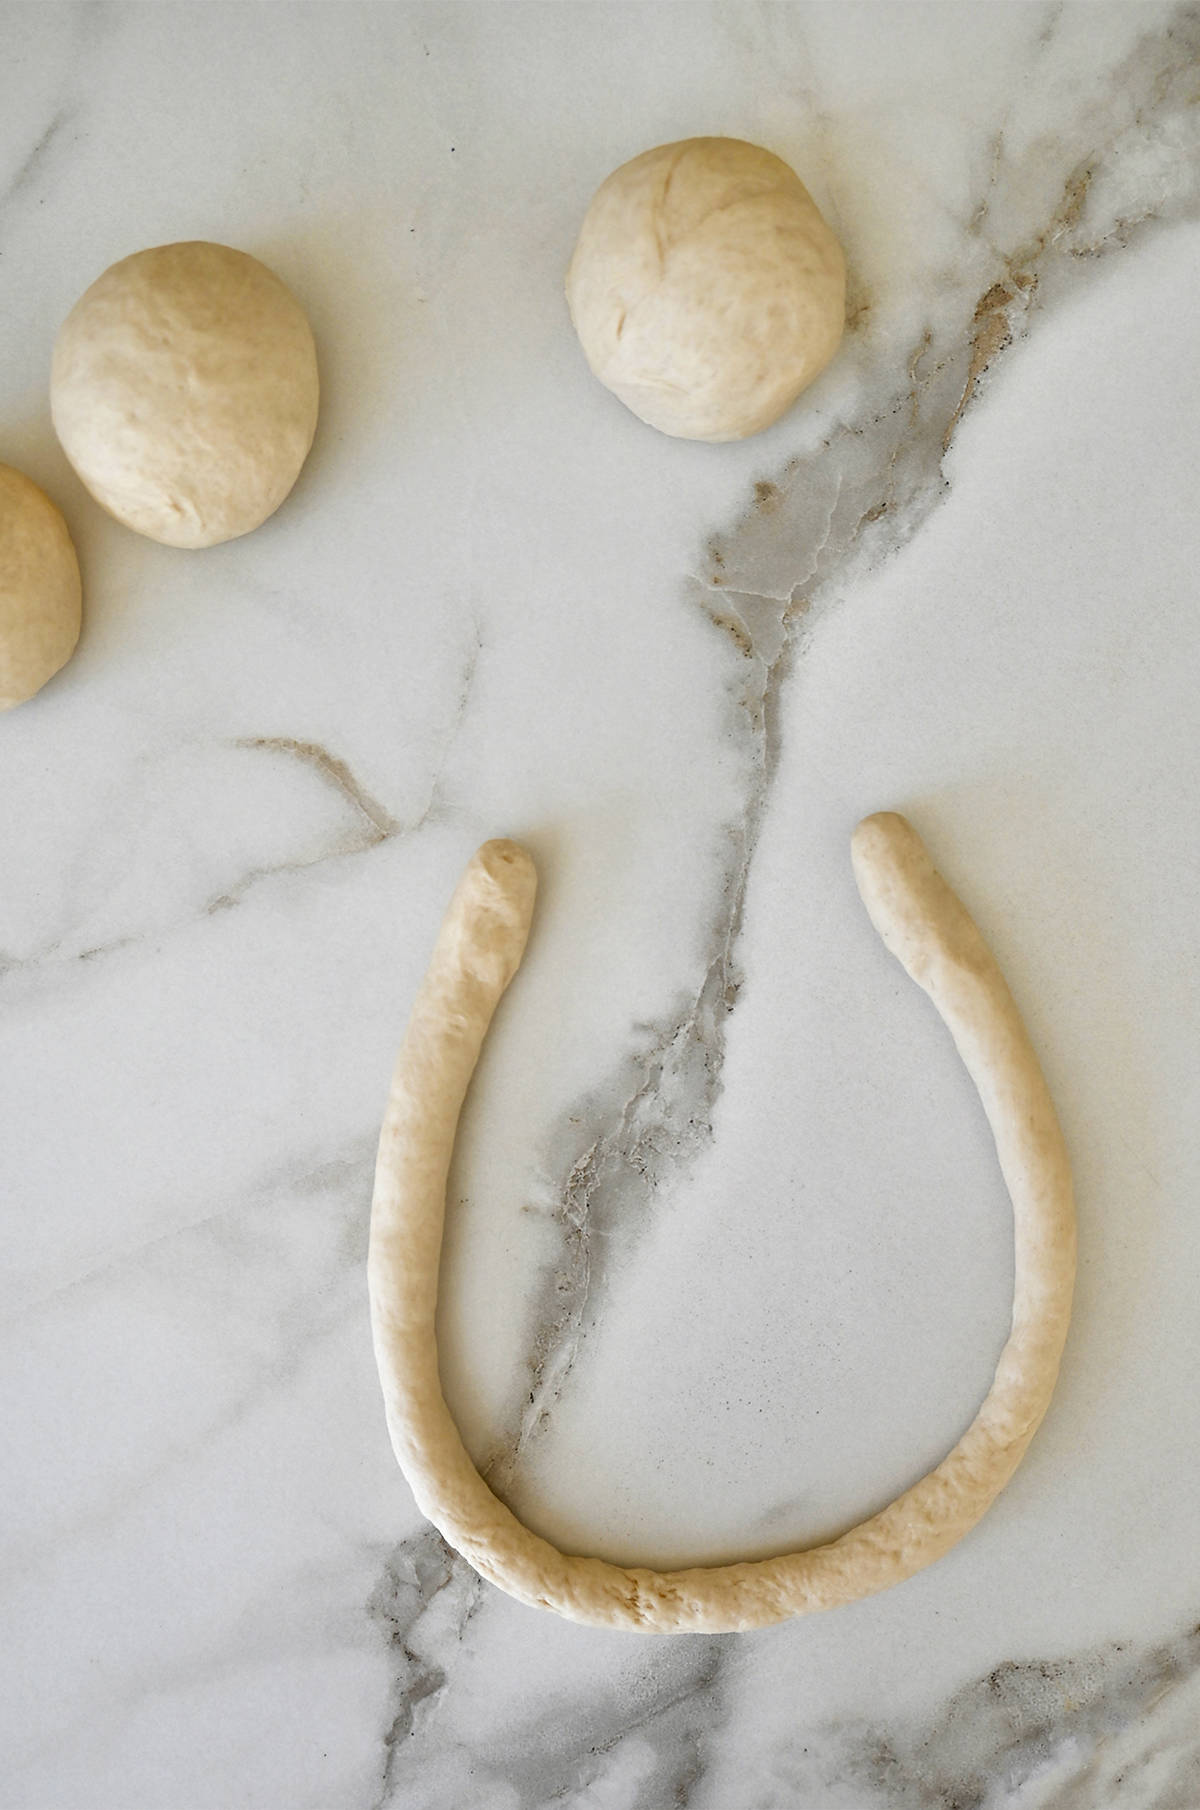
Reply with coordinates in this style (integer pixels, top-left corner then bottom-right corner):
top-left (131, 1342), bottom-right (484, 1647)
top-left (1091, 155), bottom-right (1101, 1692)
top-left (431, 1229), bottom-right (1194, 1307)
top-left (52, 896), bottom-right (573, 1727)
top-left (405, 617), bottom-right (482, 834)
top-left (0, 735), bottom-right (394, 978)
top-left (788, 1614), bottom-right (1200, 1809)
top-left (0, 735), bottom-right (393, 979)
top-left (367, 1528), bottom-right (481, 1810)
top-left (201, 735), bottom-right (402, 917)
top-left (1, 0), bottom-right (125, 232)
top-left (366, 1540), bottom-right (732, 1810)
top-left (529, 1637), bottom-right (728, 1810)
top-left (233, 735), bottom-right (401, 840)
top-left (0, 629), bottom-right (481, 991)
top-left (0, 106), bottom-right (72, 211)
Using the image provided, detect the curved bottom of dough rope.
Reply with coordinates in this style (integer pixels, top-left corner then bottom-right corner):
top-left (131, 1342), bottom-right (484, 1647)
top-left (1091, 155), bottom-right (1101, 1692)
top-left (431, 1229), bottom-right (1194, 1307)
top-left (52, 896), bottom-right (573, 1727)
top-left (368, 815), bottom-right (1076, 1633)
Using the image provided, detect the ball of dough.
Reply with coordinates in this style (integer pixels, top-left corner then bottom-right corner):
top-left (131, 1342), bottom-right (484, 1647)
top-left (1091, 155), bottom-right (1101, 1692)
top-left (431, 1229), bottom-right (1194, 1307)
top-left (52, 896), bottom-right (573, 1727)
top-left (51, 242), bottom-right (319, 548)
top-left (566, 138), bottom-right (846, 442)
top-left (0, 464), bottom-right (82, 709)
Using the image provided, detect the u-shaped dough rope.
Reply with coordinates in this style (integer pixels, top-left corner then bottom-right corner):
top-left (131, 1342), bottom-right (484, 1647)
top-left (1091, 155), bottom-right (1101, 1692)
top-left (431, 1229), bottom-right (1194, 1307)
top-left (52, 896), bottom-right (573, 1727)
top-left (369, 816), bottom-right (1075, 1632)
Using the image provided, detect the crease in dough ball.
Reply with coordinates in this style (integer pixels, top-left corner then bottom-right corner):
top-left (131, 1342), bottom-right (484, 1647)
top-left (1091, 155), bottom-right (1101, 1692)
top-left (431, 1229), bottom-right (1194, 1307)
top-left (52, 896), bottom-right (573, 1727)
top-left (51, 241), bottom-right (319, 548)
top-left (566, 137), bottom-right (846, 442)
top-left (0, 463), bottom-right (82, 709)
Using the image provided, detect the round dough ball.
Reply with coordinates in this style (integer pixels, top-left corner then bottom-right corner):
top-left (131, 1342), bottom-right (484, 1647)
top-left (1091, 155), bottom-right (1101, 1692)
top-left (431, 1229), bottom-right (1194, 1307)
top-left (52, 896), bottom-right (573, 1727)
top-left (51, 242), bottom-right (319, 548)
top-left (0, 464), bottom-right (82, 709)
top-left (566, 138), bottom-right (846, 442)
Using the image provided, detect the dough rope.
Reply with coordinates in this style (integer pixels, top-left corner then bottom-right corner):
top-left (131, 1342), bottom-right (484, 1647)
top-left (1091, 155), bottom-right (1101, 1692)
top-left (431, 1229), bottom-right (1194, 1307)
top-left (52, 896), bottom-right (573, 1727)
top-left (369, 817), bottom-right (1076, 1633)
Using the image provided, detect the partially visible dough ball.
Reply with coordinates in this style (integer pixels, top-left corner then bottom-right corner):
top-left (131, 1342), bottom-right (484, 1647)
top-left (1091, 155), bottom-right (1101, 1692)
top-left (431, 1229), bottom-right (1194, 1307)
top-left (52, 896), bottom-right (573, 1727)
top-left (0, 464), bottom-right (82, 709)
top-left (51, 242), bottom-right (319, 548)
top-left (566, 138), bottom-right (846, 442)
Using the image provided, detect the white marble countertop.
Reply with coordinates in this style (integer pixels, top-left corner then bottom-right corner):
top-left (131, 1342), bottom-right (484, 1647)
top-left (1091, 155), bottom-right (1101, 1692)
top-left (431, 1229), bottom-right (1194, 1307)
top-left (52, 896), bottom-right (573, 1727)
top-left (3, 3), bottom-right (1200, 1805)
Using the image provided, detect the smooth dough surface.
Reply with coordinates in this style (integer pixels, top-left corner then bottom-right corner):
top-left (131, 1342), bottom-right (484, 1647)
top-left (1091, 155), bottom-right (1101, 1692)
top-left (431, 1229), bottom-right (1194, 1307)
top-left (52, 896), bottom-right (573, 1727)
top-left (0, 463), bottom-right (82, 709)
top-left (51, 241), bottom-right (319, 548)
top-left (566, 137), bottom-right (846, 441)
top-left (368, 821), bottom-right (1076, 1633)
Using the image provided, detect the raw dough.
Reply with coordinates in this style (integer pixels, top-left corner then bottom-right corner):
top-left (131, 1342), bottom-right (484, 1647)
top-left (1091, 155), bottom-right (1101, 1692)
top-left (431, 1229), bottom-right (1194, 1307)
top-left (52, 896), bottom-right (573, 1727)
top-left (368, 819), bottom-right (1076, 1633)
top-left (51, 242), bottom-right (319, 548)
top-left (0, 463), bottom-right (82, 709)
top-left (566, 137), bottom-right (846, 441)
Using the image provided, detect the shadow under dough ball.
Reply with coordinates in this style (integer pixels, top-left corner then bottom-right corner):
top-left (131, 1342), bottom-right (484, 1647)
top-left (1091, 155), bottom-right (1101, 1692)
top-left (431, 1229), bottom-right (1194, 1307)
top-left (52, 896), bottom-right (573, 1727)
top-left (566, 137), bottom-right (846, 442)
top-left (51, 242), bottom-right (319, 549)
top-left (0, 464), bottom-right (82, 709)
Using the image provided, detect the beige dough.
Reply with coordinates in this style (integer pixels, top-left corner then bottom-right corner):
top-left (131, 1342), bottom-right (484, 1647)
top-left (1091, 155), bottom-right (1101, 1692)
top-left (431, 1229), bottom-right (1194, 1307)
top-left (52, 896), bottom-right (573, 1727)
top-left (51, 242), bottom-right (319, 548)
top-left (369, 818), bottom-right (1076, 1632)
top-left (0, 464), bottom-right (82, 709)
top-left (565, 137), bottom-right (846, 441)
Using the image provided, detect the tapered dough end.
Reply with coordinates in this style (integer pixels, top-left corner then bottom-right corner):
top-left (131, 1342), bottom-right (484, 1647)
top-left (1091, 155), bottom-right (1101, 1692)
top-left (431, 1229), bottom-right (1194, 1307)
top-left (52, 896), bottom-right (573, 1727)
top-left (472, 837), bottom-right (536, 886)
top-left (466, 839), bottom-right (538, 922)
top-left (851, 809), bottom-right (917, 868)
top-left (445, 840), bottom-right (538, 994)
top-left (851, 811), bottom-right (992, 983)
top-left (850, 811), bottom-right (928, 942)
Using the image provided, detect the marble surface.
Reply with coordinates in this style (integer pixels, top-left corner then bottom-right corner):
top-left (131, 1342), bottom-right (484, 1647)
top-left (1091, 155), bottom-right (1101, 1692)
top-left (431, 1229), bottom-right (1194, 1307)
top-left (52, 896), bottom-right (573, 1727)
top-left (3, 3), bottom-right (1200, 1805)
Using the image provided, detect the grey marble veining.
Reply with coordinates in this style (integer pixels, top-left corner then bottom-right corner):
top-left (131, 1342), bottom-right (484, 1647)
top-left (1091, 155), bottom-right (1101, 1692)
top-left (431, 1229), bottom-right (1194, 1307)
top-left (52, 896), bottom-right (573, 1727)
top-left (362, 1553), bottom-right (1200, 1810)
